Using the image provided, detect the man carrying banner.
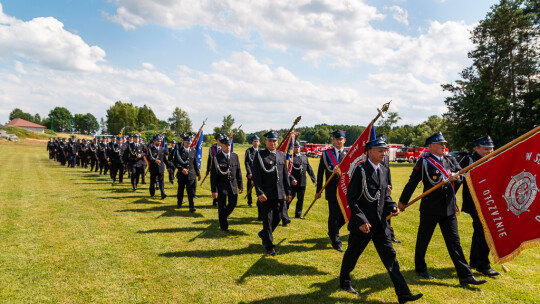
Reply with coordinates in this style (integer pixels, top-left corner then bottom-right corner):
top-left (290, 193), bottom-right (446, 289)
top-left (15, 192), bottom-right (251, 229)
top-left (460, 136), bottom-right (500, 277)
top-left (211, 137), bottom-right (243, 231)
top-left (316, 130), bottom-right (348, 252)
top-left (173, 134), bottom-right (201, 212)
top-left (252, 131), bottom-right (292, 256)
top-left (340, 138), bottom-right (423, 303)
top-left (398, 132), bottom-right (486, 286)
top-left (245, 135), bottom-right (260, 210)
top-left (288, 141), bottom-right (316, 220)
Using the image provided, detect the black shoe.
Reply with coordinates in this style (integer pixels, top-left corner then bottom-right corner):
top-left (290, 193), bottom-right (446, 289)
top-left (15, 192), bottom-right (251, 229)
top-left (478, 268), bottom-right (500, 277)
top-left (141, 182), bottom-right (146, 184)
top-left (282, 222), bottom-right (288, 227)
top-left (398, 293), bottom-right (423, 304)
top-left (417, 271), bottom-right (434, 279)
top-left (161, 194), bottom-right (167, 200)
top-left (133, 187), bottom-right (137, 191)
top-left (332, 244), bottom-right (344, 252)
top-left (295, 216), bottom-right (306, 219)
top-left (285, 219), bottom-right (291, 224)
top-left (267, 247), bottom-right (277, 256)
top-left (459, 276), bottom-right (487, 286)
top-left (248, 204), bottom-right (253, 207)
top-left (340, 285), bottom-right (358, 295)
top-left (177, 203), bottom-right (182, 208)
top-left (392, 237), bottom-right (402, 243)
top-left (189, 208), bottom-right (196, 213)
top-left (194, 195), bottom-right (199, 199)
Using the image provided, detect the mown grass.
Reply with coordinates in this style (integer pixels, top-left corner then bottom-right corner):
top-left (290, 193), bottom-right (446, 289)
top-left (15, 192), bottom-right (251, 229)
top-left (0, 142), bottom-right (538, 304)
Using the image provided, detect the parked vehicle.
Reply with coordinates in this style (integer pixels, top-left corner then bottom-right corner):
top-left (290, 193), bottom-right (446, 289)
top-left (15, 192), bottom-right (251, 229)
top-left (396, 146), bottom-right (425, 163)
top-left (448, 151), bottom-right (469, 162)
top-left (301, 143), bottom-right (333, 158)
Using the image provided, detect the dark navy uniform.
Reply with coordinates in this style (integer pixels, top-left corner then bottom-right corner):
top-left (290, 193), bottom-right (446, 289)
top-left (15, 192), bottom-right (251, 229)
top-left (207, 134), bottom-right (224, 206)
top-left (460, 136), bottom-right (499, 277)
top-left (98, 140), bottom-right (109, 175)
top-left (147, 136), bottom-right (169, 198)
top-left (244, 135), bottom-right (260, 209)
top-left (167, 141), bottom-right (177, 184)
top-left (129, 138), bottom-right (146, 190)
top-left (340, 138), bottom-right (421, 303)
top-left (317, 131), bottom-right (347, 251)
top-left (399, 132), bottom-right (486, 286)
top-left (287, 145), bottom-right (316, 219)
top-left (252, 131), bottom-right (292, 255)
top-left (173, 138), bottom-right (200, 211)
top-left (211, 139), bottom-right (243, 231)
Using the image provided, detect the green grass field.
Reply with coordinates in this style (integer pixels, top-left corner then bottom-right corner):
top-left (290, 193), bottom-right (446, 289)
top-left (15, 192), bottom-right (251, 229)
top-left (1, 142), bottom-right (538, 304)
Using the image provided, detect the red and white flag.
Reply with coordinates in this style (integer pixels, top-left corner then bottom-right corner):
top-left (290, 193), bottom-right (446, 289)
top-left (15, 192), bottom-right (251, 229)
top-left (336, 123), bottom-right (376, 222)
top-left (466, 130), bottom-right (540, 263)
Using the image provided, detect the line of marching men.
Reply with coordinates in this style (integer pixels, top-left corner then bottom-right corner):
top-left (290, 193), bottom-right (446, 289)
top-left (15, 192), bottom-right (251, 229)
top-left (47, 130), bottom-right (501, 304)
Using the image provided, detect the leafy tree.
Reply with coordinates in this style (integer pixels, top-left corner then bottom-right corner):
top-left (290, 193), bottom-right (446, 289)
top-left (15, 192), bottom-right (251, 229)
top-left (99, 117), bottom-right (107, 134)
top-left (106, 101), bottom-right (139, 135)
top-left (73, 113), bottom-right (99, 134)
top-left (233, 128), bottom-right (246, 144)
top-left (168, 107), bottom-right (192, 136)
top-left (377, 111), bottom-right (401, 136)
top-left (213, 114), bottom-right (235, 137)
top-left (48, 107), bottom-right (72, 132)
top-left (9, 108), bottom-right (34, 123)
top-left (443, 0), bottom-right (539, 149)
top-left (137, 104), bottom-right (159, 127)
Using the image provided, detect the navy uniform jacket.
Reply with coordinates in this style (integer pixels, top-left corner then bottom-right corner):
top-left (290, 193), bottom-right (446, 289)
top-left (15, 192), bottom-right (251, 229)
top-left (173, 146), bottom-right (200, 181)
top-left (244, 146), bottom-right (258, 177)
top-left (210, 152), bottom-right (243, 195)
top-left (206, 144), bottom-right (220, 171)
top-left (129, 143), bottom-right (146, 168)
top-left (98, 142), bottom-right (108, 160)
top-left (347, 162), bottom-right (397, 236)
top-left (252, 149), bottom-right (291, 200)
top-left (399, 152), bottom-right (463, 217)
top-left (68, 141), bottom-right (78, 156)
top-left (290, 154), bottom-right (316, 187)
top-left (459, 152), bottom-right (480, 215)
top-left (109, 143), bottom-right (122, 163)
top-left (147, 145), bottom-right (169, 174)
top-left (119, 143), bottom-right (127, 164)
top-left (316, 148), bottom-right (346, 201)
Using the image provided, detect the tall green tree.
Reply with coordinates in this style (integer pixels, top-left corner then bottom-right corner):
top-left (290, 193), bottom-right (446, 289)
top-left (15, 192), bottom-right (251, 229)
top-left (168, 107), bottom-right (192, 135)
top-left (443, 0), bottom-right (539, 149)
top-left (73, 113), bottom-right (99, 134)
top-left (9, 108), bottom-right (41, 124)
top-left (377, 111), bottom-right (401, 136)
top-left (213, 114), bottom-right (235, 137)
top-left (48, 107), bottom-right (72, 132)
top-left (106, 101), bottom-right (139, 135)
top-left (137, 104), bottom-right (159, 127)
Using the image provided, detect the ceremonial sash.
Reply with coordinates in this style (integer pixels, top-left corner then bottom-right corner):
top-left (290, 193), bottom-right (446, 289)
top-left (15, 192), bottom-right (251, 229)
top-left (325, 150), bottom-right (340, 168)
top-left (211, 146), bottom-right (218, 156)
top-left (424, 155), bottom-right (458, 211)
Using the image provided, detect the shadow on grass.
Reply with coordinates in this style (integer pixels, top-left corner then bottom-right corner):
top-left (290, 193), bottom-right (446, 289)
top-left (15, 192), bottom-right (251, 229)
top-left (137, 224), bottom-right (248, 238)
top-left (239, 277), bottom-right (388, 304)
top-left (131, 198), bottom-right (164, 205)
top-left (115, 204), bottom-right (204, 219)
top-left (193, 217), bottom-right (261, 226)
top-left (237, 254), bottom-right (329, 284)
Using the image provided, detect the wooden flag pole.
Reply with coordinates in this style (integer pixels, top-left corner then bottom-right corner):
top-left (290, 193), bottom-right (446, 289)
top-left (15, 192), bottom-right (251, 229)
top-left (387, 124), bottom-right (540, 221)
top-left (303, 101), bottom-right (392, 218)
top-left (244, 116), bottom-right (301, 199)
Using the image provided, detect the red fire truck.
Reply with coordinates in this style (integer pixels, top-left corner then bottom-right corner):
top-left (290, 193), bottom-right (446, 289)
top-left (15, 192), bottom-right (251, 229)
top-left (301, 143), bottom-right (333, 158)
top-left (396, 146), bottom-right (449, 163)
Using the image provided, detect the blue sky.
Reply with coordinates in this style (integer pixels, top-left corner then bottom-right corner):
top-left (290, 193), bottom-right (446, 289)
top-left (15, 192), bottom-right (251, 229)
top-left (0, 0), bottom-right (498, 132)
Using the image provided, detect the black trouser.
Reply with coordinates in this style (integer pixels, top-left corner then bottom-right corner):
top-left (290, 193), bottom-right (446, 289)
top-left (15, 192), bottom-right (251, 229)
top-left (141, 164), bottom-right (147, 183)
top-left (110, 162), bottom-right (120, 182)
top-left (69, 155), bottom-right (76, 168)
top-left (469, 211), bottom-right (491, 270)
top-left (150, 172), bottom-right (165, 197)
top-left (246, 177), bottom-right (254, 206)
top-left (340, 230), bottom-right (411, 296)
top-left (415, 214), bottom-right (473, 279)
top-left (168, 167), bottom-right (175, 183)
top-left (218, 193), bottom-right (238, 230)
top-left (99, 158), bottom-right (109, 175)
top-left (290, 185), bottom-right (306, 218)
top-left (131, 166), bottom-right (144, 189)
top-left (388, 218), bottom-right (396, 239)
top-left (90, 158), bottom-right (98, 172)
top-left (177, 179), bottom-right (196, 209)
top-left (328, 199), bottom-right (345, 246)
top-left (258, 199), bottom-right (283, 250)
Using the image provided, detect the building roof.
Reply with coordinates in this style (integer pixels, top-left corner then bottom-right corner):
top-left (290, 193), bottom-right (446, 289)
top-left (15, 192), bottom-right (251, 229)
top-left (5, 118), bottom-right (45, 128)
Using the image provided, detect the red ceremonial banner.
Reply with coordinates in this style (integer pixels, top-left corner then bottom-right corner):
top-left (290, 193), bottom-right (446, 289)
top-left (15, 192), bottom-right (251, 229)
top-left (336, 122), bottom-right (375, 223)
top-left (466, 130), bottom-right (540, 263)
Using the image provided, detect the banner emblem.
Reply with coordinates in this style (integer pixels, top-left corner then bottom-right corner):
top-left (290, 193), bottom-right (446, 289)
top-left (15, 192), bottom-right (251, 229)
top-left (503, 171), bottom-right (538, 217)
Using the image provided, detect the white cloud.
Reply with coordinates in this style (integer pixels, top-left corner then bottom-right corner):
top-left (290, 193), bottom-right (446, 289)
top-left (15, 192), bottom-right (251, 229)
top-left (0, 4), bottom-right (106, 72)
top-left (108, 0), bottom-right (472, 83)
top-left (383, 5), bottom-right (409, 25)
top-left (142, 62), bottom-right (155, 70)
